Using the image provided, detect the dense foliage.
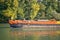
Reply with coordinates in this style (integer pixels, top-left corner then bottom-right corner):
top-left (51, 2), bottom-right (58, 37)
top-left (0, 0), bottom-right (60, 22)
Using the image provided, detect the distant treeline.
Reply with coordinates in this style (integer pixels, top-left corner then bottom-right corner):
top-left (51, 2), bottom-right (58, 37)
top-left (0, 0), bottom-right (60, 23)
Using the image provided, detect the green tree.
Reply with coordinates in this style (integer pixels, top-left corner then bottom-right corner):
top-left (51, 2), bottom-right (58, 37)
top-left (56, 1), bottom-right (60, 13)
top-left (46, 6), bottom-right (54, 19)
top-left (39, 3), bottom-right (46, 19)
top-left (51, 10), bottom-right (60, 20)
top-left (30, 0), bottom-right (40, 20)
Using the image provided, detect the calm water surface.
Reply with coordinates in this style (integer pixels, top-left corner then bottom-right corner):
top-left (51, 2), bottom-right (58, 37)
top-left (0, 24), bottom-right (60, 40)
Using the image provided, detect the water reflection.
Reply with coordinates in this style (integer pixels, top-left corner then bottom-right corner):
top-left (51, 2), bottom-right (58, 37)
top-left (10, 28), bottom-right (60, 40)
top-left (0, 26), bottom-right (60, 40)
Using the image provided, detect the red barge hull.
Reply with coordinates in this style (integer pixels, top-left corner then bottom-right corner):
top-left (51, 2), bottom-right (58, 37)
top-left (9, 20), bottom-right (60, 28)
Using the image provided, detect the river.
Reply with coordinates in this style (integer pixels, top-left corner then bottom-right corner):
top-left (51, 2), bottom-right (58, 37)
top-left (0, 23), bottom-right (60, 40)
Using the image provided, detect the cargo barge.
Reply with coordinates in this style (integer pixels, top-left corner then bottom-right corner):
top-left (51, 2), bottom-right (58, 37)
top-left (9, 20), bottom-right (60, 28)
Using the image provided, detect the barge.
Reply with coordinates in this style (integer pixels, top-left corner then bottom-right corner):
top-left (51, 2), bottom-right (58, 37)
top-left (9, 20), bottom-right (60, 28)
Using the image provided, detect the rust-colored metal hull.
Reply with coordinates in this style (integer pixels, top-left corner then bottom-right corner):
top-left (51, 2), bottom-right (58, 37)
top-left (9, 20), bottom-right (60, 24)
top-left (9, 20), bottom-right (60, 28)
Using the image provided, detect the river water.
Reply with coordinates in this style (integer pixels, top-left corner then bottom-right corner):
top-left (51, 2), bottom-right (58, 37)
top-left (0, 24), bottom-right (60, 40)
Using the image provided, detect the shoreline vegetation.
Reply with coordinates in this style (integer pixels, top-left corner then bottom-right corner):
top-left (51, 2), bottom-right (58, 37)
top-left (0, 0), bottom-right (60, 23)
